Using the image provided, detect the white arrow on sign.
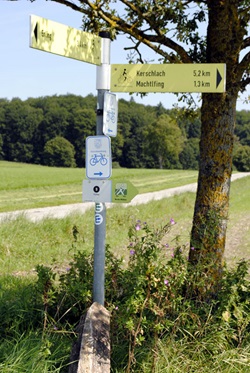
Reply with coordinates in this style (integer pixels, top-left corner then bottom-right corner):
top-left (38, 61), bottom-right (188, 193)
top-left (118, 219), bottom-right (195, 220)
top-left (86, 136), bottom-right (112, 179)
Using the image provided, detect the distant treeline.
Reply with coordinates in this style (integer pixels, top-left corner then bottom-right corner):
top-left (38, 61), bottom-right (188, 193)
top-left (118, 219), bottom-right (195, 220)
top-left (0, 94), bottom-right (249, 171)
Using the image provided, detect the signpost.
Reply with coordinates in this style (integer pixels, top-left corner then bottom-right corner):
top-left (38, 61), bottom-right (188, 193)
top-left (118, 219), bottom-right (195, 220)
top-left (111, 63), bottom-right (226, 93)
top-left (30, 15), bottom-right (101, 65)
top-left (29, 12), bottom-right (227, 311)
top-left (30, 15), bottom-right (228, 370)
top-left (93, 32), bottom-right (111, 307)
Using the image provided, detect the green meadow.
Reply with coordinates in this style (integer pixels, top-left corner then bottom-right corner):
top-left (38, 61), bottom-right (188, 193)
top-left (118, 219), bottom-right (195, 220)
top-left (0, 161), bottom-right (198, 211)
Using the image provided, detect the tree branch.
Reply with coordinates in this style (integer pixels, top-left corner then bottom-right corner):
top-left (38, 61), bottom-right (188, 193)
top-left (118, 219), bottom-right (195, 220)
top-left (239, 50), bottom-right (250, 72)
top-left (242, 36), bottom-right (250, 50)
top-left (49, 0), bottom-right (83, 13)
top-left (240, 76), bottom-right (250, 92)
top-left (237, 50), bottom-right (250, 91)
top-left (84, 1), bottom-right (193, 62)
top-left (45, 0), bottom-right (193, 63)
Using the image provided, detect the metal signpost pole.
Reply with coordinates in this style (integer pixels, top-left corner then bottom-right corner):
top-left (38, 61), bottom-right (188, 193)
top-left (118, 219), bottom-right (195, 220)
top-left (93, 31), bottom-right (111, 306)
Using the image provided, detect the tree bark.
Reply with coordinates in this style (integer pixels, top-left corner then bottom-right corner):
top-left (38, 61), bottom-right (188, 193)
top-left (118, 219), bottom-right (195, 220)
top-left (188, 92), bottom-right (237, 298)
top-left (188, 1), bottom-right (243, 299)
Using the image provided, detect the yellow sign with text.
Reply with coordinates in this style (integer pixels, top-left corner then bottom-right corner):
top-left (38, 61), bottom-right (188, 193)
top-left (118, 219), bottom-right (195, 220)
top-left (111, 63), bottom-right (226, 93)
top-left (30, 15), bottom-right (101, 65)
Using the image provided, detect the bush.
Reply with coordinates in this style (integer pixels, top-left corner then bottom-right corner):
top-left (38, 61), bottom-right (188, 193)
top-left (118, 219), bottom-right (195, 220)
top-left (43, 136), bottom-right (76, 167)
top-left (33, 220), bottom-right (250, 371)
top-left (233, 145), bottom-right (250, 171)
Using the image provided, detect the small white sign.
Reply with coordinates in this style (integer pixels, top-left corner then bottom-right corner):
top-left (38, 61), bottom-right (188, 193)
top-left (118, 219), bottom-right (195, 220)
top-left (86, 135), bottom-right (112, 179)
top-left (103, 92), bottom-right (118, 137)
top-left (82, 179), bottom-right (112, 202)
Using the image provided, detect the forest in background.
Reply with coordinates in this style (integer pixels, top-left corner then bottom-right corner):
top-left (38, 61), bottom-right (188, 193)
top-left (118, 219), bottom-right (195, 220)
top-left (0, 94), bottom-right (249, 171)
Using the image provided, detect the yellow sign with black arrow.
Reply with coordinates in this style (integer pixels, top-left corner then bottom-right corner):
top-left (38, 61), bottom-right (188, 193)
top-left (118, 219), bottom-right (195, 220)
top-left (30, 15), bottom-right (101, 65)
top-left (111, 63), bottom-right (226, 93)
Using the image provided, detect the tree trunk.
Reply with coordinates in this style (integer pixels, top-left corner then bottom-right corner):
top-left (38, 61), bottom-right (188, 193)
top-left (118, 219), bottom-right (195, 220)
top-left (188, 92), bottom-right (237, 299)
top-left (188, 1), bottom-right (242, 300)
top-left (158, 155), bottom-right (163, 169)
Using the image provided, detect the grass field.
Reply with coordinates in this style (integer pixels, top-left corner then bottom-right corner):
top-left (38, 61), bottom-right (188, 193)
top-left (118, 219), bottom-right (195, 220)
top-left (0, 161), bottom-right (198, 212)
top-left (0, 162), bottom-right (249, 275)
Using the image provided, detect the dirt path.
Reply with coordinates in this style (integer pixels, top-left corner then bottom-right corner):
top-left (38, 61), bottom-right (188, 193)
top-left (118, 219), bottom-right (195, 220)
top-left (0, 173), bottom-right (249, 223)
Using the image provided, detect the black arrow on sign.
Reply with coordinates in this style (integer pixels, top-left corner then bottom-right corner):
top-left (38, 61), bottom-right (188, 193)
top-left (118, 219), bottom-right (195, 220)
top-left (34, 23), bottom-right (38, 43)
top-left (216, 69), bottom-right (222, 88)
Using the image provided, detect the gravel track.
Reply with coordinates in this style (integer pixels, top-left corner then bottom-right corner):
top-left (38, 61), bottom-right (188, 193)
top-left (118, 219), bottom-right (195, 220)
top-left (0, 173), bottom-right (249, 223)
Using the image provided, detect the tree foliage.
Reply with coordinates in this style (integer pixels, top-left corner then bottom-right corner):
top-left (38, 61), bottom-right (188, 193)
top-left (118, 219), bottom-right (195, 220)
top-left (43, 136), bottom-right (76, 168)
top-left (0, 94), bottom-right (249, 170)
top-left (146, 114), bottom-right (185, 169)
top-left (233, 145), bottom-right (250, 171)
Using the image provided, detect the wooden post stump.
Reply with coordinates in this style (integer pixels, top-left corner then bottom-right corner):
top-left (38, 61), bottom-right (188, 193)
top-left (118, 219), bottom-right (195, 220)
top-left (69, 302), bottom-right (110, 373)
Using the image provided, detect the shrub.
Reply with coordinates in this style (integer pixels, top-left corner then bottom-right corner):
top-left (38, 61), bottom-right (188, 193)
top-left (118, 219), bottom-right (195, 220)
top-left (2, 220), bottom-right (250, 372)
top-left (32, 220), bottom-right (250, 371)
top-left (233, 145), bottom-right (250, 171)
top-left (43, 136), bottom-right (76, 167)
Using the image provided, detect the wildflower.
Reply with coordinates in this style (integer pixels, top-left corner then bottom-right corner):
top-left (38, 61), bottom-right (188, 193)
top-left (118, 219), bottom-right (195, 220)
top-left (171, 253), bottom-right (175, 258)
top-left (170, 218), bottom-right (175, 225)
top-left (190, 246), bottom-right (195, 250)
top-left (115, 306), bottom-right (119, 310)
top-left (130, 249), bottom-right (135, 255)
top-left (164, 279), bottom-right (169, 286)
top-left (165, 243), bottom-right (169, 248)
top-left (135, 223), bottom-right (141, 231)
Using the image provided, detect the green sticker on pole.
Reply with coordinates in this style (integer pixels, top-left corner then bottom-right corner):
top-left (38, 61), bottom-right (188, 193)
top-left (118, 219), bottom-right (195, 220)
top-left (112, 181), bottom-right (138, 203)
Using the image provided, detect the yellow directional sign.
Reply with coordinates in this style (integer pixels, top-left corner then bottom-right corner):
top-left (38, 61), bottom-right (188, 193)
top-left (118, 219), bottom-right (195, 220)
top-left (111, 63), bottom-right (226, 93)
top-left (30, 15), bottom-right (101, 65)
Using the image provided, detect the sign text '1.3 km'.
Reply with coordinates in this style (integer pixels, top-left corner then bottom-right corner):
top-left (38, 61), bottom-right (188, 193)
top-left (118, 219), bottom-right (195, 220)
top-left (111, 63), bottom-right (226, 93)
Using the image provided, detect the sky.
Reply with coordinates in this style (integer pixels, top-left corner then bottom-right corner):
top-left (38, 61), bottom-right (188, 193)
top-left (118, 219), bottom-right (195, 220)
top-left (0, 1), bottom-right (249, 111)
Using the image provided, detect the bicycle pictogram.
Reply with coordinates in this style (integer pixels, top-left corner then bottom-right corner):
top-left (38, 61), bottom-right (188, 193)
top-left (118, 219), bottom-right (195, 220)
top-left (90, 153), bottom-right (108, 166)
top-left (106, 109), bottom-right (116, 123)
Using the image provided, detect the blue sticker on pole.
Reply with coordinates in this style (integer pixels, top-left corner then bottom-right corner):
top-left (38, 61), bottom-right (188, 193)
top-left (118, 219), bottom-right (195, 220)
top-left (95, 213), bottom-right (103, 225)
